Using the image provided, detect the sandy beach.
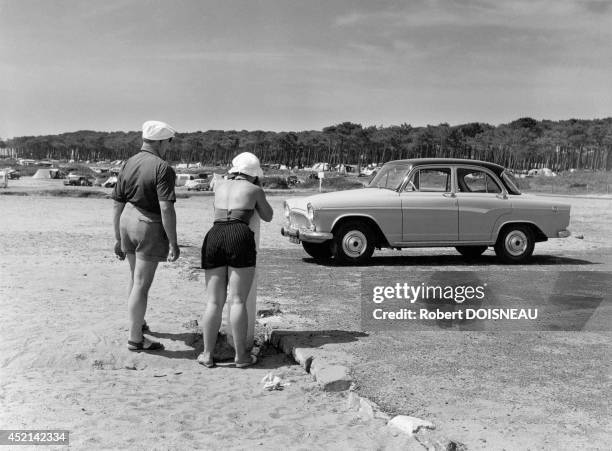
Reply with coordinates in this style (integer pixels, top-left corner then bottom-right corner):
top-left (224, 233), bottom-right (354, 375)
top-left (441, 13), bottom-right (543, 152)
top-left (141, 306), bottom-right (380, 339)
top-left (1, 183), bottom-right (611, 449)
top-left (0, 190), bottom-right (423, 450)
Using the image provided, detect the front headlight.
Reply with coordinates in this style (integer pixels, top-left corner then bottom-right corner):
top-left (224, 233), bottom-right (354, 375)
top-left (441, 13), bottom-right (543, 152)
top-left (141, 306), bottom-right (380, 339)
top-left (307, 203), bottom-right (315, 222)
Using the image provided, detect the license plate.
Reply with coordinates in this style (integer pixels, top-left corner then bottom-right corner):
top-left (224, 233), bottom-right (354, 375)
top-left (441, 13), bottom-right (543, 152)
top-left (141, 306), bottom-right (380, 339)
top-left (289, 236), bottom-right (300, 244)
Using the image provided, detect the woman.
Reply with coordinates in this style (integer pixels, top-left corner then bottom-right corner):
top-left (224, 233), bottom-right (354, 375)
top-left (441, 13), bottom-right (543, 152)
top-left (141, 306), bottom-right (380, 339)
top-left (199, 152), bottom-right (273, 368)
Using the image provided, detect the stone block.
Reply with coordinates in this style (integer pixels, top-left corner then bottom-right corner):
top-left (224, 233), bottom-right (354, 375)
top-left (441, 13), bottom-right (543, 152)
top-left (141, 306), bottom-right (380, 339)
top-left (312, 364), bottom-right (352, 392)
top-left (292, 347), bottom-right (314, 372)
top-left (387, 415), bottom-right (435, 436)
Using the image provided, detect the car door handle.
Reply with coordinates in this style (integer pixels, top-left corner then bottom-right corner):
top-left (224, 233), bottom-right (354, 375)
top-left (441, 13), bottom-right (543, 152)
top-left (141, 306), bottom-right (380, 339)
top-left (443, 192), bottom-right (456, 198)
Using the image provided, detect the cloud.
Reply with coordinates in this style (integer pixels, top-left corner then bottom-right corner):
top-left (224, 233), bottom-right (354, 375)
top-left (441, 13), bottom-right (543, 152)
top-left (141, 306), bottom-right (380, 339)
top-left (331, 0), bottom-right (612, 69)
top-left (334, 11), bottom-right (371, 27)
top-left (333, 0), bottom-right (611, 33)
top-left (582, 0), bottom-right (612, 13)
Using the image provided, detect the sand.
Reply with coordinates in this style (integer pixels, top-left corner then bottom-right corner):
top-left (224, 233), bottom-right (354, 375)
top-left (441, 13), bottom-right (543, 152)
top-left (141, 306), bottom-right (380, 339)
top-left (0, 193), bottom-right (406, 450)
top-left (1, 181), bottom-right (610, 449)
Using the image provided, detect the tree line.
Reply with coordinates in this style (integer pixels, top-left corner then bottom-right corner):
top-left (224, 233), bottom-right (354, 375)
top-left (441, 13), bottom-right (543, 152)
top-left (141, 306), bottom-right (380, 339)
top-left (2, 117), bottom-right (612, 171)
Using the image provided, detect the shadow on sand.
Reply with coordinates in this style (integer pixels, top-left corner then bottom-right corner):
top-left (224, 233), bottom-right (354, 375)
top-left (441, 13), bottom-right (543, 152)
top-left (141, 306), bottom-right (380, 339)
top-left (147, 330), bottom-right (297, 370)
top-left (301, 253), bottom-right (597, 267)
top-left (270, 329), bottom-right (368, 349)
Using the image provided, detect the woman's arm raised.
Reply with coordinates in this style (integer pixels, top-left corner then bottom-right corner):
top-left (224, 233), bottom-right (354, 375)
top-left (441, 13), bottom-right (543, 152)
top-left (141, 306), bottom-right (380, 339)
top-left (255, 187), bottom-right (273, 222)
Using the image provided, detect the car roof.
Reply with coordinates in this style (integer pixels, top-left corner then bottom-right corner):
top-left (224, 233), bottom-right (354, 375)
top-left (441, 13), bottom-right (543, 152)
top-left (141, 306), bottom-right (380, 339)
top-left (386, 158), bottom-right (506, 175)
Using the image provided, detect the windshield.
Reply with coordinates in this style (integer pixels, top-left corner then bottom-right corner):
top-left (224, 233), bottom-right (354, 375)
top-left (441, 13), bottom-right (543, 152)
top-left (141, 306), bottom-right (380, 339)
top-left (367, 164), bottom-right (411, 190)
top-left (501, 170), bottom-right (521, 195)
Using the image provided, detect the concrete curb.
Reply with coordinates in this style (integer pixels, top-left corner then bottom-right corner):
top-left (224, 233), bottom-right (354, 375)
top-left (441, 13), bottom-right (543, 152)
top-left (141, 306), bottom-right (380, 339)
top-left (268, 329), bottom-right (467, 450)
top-left (269, 330), bottom-right (352, 392)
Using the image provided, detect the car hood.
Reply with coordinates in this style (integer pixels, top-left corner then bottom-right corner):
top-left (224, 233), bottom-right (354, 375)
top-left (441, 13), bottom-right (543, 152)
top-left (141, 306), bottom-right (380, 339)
top-left (287, 188), bottom-right (397, 211)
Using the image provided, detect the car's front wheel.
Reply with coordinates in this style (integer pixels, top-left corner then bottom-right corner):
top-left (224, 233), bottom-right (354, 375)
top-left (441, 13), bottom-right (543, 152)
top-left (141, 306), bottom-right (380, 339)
top-left (302, 242), bottom-right (332, 260)
top-left (494, 225), bottom-right (535, 264)
top-left (332, 220), bottom-right (375, 265)
top-left (455, 246), bottom-right (488, 259)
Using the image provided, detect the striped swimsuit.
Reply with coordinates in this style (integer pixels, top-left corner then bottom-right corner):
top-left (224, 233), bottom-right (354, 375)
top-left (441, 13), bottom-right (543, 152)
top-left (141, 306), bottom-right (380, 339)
top-left (201, 208), bottom-right (256, 269)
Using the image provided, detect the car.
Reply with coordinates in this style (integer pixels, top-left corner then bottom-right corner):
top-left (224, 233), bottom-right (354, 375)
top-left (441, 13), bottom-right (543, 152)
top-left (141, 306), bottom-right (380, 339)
top-left (6, 169), bottom-right (20, 179)
top-left (102, 175), bottom-right (118, 188)
top-left (281, 158), bottom-right (571, 264)
top-left (63, 174), bottom-right (94, 186)
top-left (185, 178), bottom-right (211, 191)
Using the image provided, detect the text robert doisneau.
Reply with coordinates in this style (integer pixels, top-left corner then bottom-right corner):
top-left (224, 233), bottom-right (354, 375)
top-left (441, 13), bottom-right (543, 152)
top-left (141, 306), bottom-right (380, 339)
top-left (372, 307), bottom-right (538, 321)
top-left (360, 271), bottom-right (611, 332)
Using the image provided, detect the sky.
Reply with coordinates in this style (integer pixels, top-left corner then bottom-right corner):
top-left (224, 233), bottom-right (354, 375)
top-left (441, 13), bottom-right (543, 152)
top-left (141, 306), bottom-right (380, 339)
top-left (1, 0), bottom-right (611, 138)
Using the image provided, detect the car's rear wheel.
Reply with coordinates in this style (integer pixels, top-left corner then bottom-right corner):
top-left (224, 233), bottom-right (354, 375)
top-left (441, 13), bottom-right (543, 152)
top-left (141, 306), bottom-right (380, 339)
top-left (302, 242), bottom-right (332, 260)
top-left (494, 225), bottom-right (535, 264)
top-left (332, 220), bottom-right (375, 265)
top-left (455, 246), bottom-right (488, 259)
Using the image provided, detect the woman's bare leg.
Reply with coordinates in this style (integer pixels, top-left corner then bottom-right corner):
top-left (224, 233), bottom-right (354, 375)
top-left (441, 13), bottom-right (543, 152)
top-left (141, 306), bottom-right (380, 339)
top-left (227, 266), bottom-right (255, 364)
top-left (201, 266), bottom-right (228, 363)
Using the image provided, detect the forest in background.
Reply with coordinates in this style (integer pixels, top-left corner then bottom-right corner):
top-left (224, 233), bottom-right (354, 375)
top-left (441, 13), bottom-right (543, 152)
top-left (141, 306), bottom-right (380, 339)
top-left (2, 117), bottom-right (612, 171)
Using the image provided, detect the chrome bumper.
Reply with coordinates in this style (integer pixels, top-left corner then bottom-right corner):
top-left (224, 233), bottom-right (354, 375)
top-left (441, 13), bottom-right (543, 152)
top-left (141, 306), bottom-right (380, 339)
top-left (558, 229), bottom-right (571, 238)
top-left (281, 226), bottom-right (333, 243)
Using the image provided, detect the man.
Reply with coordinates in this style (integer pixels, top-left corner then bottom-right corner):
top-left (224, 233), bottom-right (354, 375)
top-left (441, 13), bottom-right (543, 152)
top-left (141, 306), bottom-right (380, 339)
top-left (112, 120), bottom-right (180, 351)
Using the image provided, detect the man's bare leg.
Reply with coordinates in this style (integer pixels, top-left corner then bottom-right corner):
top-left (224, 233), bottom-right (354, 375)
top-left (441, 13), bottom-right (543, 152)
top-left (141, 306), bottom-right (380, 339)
top-left (127, 256), bottom-right (158, 343)
top-left (127, 253), bottom-right (135, 296)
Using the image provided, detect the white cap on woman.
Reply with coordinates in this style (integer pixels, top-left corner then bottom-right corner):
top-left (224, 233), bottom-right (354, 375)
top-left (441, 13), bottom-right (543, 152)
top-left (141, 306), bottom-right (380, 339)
top-left (229, 152), bottom-right (264, 178)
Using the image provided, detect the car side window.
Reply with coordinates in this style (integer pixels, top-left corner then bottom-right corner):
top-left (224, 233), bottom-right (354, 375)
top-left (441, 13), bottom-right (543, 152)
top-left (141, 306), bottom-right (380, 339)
top-left (369, 164), bottom-right (411, 190)
top-left (457, 168), bottom-right (501, 193)
top-left (405, 168), bottom-right (451, 192)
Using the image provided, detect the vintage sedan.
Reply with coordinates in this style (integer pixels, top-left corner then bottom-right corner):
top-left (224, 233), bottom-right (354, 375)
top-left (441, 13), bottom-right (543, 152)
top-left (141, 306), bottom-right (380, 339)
top-left (185, 178), bottom-right (211, 191)
top-left (63, 173), bottom-right (94, 186)
top-left (281, 158), bottom-right (571, 264)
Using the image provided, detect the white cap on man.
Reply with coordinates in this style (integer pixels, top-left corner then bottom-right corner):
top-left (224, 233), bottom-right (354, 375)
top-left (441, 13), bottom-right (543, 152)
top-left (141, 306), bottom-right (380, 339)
top-left (228, 152), bottom-right (264, 178)
top-left (142, 120), bottom-right (176, 141)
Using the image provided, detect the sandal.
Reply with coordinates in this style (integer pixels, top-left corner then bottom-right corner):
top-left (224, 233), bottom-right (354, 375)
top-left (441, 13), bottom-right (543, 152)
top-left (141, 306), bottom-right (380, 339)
top-left (127, 338), bottom-right (164, 352)
top-left (197, 353), bottom-right (216, 368)
top-left (235, 355), bottom-right (257, 369)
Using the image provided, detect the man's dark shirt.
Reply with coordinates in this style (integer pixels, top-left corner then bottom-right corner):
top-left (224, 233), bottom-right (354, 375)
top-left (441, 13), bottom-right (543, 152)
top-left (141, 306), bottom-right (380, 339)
top-left (111, 145), bottom-right (176, 215)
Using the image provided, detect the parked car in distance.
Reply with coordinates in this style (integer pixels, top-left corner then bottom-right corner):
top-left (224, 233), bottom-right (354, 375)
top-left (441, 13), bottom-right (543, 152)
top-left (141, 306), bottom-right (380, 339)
top-left (185, 178), bottom-right (211, 191)
top-left (281, 158), bottom-right (571, 264)
top-left (6, 169), bottom-right (20, 179)
top-left (102, 175), bottom-right (118, 188)
top-left (63, 173), bottom-right (94, 186)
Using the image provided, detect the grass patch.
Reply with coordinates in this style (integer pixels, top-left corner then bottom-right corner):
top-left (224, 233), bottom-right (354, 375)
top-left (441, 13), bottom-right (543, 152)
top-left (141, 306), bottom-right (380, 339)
top-left (518, 170), bottom-right (612, 194)
top-left (299, 175), bottom-right (365, 191)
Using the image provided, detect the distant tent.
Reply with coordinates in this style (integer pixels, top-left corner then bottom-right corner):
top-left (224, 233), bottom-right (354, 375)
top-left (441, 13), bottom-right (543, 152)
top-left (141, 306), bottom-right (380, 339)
top-left (32, 168), bottom-right (60, 179)
top-left (175, 173), bottom-right (195, 187)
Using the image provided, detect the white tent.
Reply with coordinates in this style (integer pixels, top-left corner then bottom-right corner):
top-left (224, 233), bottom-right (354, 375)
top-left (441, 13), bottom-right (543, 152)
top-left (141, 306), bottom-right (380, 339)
top-left (527, 168), bottom-right (556, 177)
top-left (175, 173), bottom-right (195, 186)
top-left (32, 168), bottom-right (60, 179)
